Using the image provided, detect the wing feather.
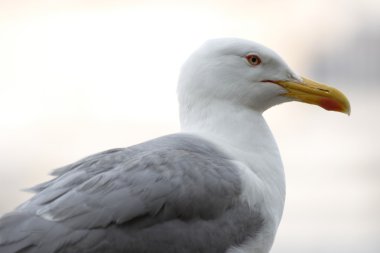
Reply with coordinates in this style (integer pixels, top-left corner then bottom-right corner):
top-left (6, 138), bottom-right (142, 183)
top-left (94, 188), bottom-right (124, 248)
top-left (0, 134), bottom-right (262, 253)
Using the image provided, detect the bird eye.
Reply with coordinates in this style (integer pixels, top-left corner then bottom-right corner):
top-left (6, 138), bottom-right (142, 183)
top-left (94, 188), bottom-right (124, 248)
top-left (246, 54), bottom-right (261, 66)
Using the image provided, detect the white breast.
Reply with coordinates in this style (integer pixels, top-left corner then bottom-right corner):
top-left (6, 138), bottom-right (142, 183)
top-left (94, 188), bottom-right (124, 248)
top-left (227, 157), bottom-right (284, 253)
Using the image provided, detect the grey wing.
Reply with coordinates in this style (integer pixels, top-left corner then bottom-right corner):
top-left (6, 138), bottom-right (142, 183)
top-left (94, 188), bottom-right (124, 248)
top-left (0, 134), bottom-right (263, 253)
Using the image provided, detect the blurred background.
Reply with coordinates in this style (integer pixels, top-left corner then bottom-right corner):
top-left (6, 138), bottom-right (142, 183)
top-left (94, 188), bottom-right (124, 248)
top-left (0, 0), bottom-right (379, 252)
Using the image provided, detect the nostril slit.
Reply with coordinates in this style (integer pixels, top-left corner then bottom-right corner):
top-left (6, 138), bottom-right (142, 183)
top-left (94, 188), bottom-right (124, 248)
top-left (317, 88), bottom-right (329, 93)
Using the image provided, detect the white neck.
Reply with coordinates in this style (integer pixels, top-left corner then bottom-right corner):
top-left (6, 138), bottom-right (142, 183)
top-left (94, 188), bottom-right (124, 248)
top-left (179, 98), bottom-right (285, 199)
top-left (179, 100), bottom-right (283, 173)
top-left (180, 100), bottom-right (286, 252)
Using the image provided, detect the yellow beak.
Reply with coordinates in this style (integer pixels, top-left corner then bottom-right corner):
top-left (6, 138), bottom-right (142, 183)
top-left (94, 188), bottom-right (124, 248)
top-left (274, 77), bottom-right (351, 115)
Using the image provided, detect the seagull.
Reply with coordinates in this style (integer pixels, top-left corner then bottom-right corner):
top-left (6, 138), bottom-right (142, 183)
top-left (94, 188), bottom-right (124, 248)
top-left (0, 38), bottom-right (350, 253)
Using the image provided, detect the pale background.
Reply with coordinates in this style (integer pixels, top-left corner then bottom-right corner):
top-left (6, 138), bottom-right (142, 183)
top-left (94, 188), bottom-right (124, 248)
top-left (0, 0), bottom-right (379, 252)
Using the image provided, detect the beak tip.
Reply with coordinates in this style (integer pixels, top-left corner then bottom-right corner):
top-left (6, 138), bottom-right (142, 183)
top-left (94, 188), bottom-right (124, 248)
top-left (318, 91), bottom-right (351, 116)
top-left (345, 106), bottom-right (351, 116)
top-left (340, 96), bottom-right (351, 116)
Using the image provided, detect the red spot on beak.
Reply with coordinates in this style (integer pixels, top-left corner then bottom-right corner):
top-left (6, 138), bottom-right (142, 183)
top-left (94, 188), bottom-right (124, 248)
top-left (319, 98), bottom-right (342, 112)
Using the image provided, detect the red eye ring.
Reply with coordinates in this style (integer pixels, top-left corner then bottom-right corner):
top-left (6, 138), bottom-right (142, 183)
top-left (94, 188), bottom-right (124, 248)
top-left (246, 54), bottom-right (261, 66)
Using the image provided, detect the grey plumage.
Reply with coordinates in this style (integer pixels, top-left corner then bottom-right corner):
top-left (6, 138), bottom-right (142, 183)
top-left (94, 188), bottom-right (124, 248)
top-left (0, 134), bottom-right (263, 253)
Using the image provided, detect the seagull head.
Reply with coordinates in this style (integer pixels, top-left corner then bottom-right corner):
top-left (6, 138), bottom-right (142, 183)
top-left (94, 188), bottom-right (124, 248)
top-left (178, 38), bottom-right (350, 116)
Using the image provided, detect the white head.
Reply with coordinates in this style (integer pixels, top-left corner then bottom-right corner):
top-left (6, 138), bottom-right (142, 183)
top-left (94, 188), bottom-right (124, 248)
top-left (177, 38), bottom-right (350, 128)
top-left (178, 38), bottom-right (300, 114)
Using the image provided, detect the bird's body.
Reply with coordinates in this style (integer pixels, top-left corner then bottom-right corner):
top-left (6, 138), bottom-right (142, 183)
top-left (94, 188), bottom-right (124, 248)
top-left (0, 38), bottom-right (350, 253)
top-left (0, 134), bottom-right (265, 253)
